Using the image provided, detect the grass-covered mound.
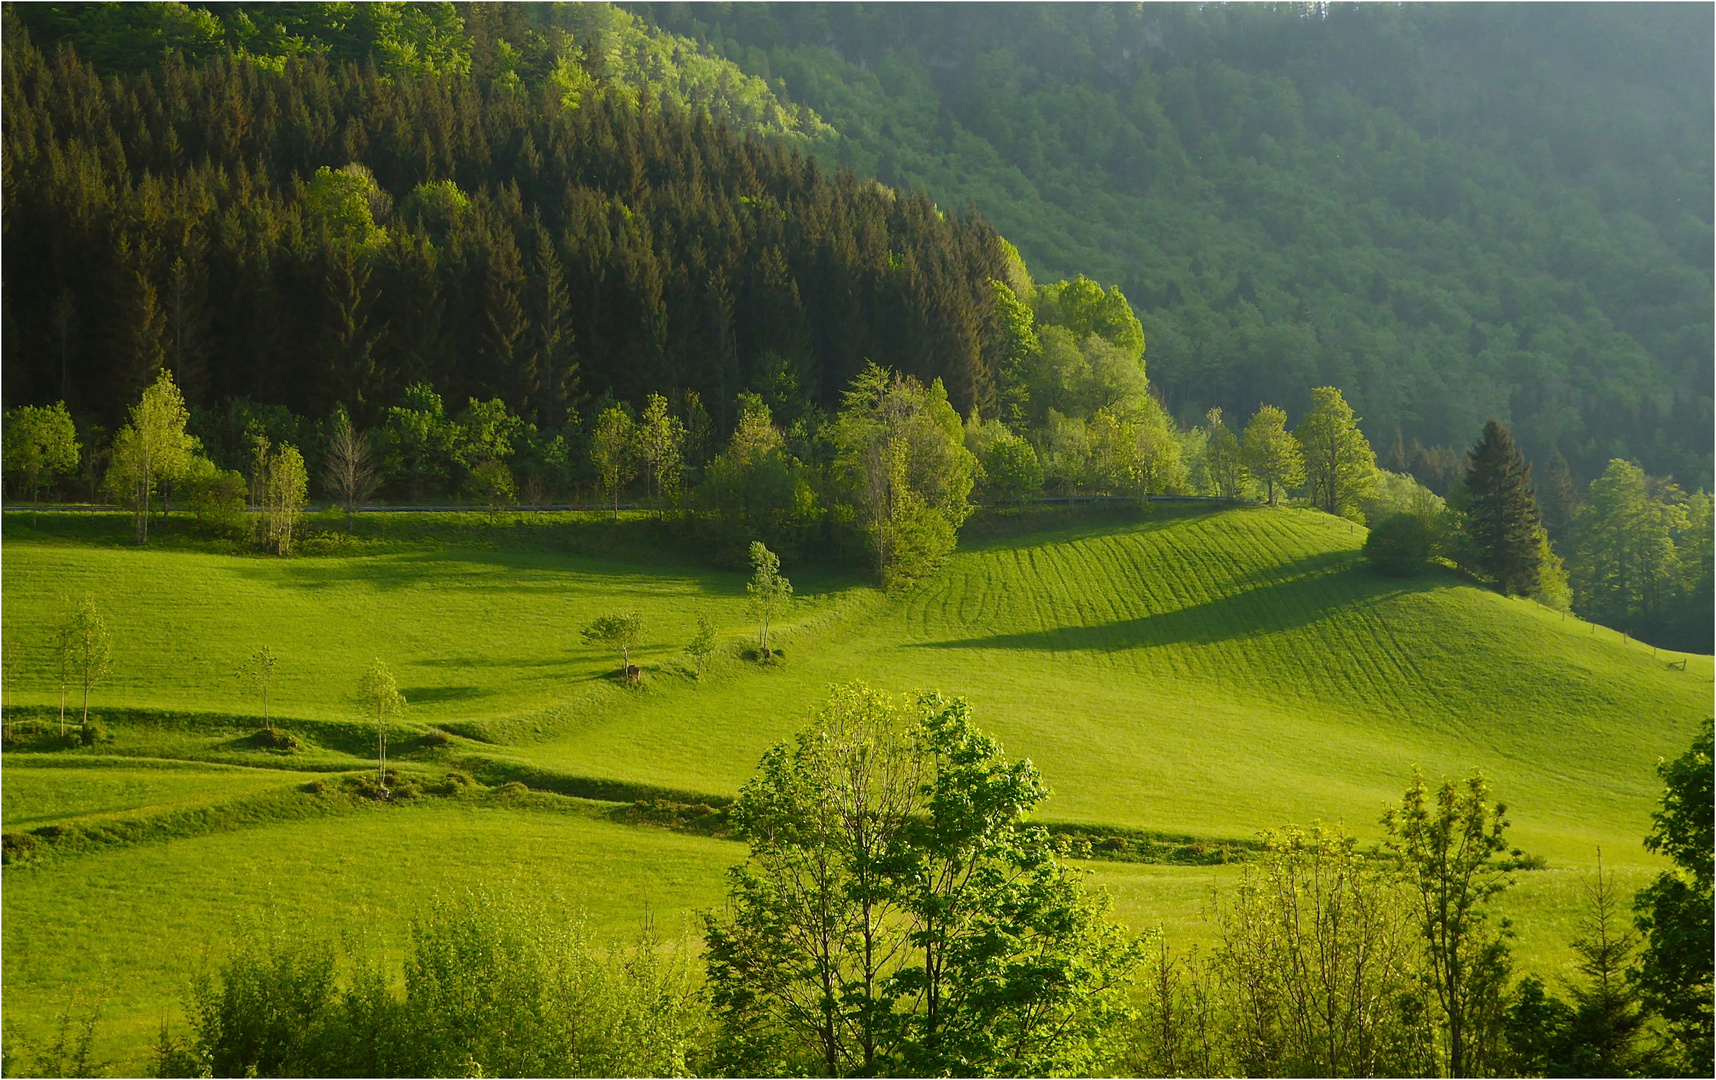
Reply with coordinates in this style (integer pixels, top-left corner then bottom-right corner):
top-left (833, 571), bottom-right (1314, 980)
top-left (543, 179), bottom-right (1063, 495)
top-left (3, 504), bottom-right (1708, 1069)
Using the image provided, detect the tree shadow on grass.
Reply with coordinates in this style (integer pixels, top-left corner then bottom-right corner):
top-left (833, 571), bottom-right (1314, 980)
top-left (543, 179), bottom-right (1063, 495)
top-left (911, 564), bottom-right (1453, 653)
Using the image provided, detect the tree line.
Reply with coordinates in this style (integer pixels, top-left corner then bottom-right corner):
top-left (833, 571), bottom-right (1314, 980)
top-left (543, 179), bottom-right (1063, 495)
top-left (0, 13), bottom-right (1011, 436)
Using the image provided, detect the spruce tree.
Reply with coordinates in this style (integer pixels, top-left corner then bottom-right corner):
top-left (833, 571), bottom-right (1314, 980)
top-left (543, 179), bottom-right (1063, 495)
top-left (1462, 420), bottom-right (1541, 596)
top-left (1537, 449), bottom-right (1579, 542)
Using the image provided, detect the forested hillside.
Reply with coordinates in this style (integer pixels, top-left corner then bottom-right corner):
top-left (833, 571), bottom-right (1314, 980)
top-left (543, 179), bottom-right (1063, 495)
top-left (1, 3), bottom-right (1008, 432)
top-left (636, 2), bottom-right (1715, 491)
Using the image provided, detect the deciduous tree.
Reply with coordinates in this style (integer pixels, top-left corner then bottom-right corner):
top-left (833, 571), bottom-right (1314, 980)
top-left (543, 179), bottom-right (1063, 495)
top-left (1296, 387), bottom-right (1376, 519)
top-left (3, 402), bottom-right (80, 502)
top-left (1243, 403), bottom-right (1305, 505)
top-left (64, 595), bottom-right (112, 733)
top-left (355, 660), bottom-right (404, 793)
top-left (106, 369), bottom-right (196, 543)
top-left (1382, 771), bottom-right (1515, 1078)
top-left (582, 612), bottom-right (643, 682)
top-left (590, 406), bottom-right (637, 521)
top-left (1632, 719), bottom-right (1714, 1075)
top-left (746, 542), bottom-right (792, 656)
top-left (322, 407), bottom-right (379, 532)
top-left (685, 614), bottom-right (717, 678)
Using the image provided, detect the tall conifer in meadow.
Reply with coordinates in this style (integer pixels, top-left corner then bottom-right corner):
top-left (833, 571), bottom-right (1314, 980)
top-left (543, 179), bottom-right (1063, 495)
top-left (1462, 420), bottom-right (1541, 596)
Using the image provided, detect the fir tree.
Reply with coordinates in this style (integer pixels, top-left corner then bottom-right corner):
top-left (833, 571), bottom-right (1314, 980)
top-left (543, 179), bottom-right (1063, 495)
top-left (1462, 420), bottom-right (1542, 596)
top-left (1537, 449), bottom-right (1580, 542)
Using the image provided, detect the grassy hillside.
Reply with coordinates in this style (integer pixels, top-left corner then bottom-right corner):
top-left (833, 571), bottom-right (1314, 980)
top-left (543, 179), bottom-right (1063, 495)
top-left (3, 504), bottom-right (1708, 1068)
top-left (4, 505), bottom-right (1705, 858)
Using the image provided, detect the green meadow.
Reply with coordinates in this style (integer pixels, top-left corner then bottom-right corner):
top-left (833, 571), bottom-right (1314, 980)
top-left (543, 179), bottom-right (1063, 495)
top-left (3, 504), bottom-right (1709, 1071)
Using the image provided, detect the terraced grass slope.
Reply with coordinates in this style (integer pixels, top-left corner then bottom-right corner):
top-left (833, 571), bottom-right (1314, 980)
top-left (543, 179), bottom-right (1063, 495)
top-left (4, 505), bottom-right (1706, 860)
top-left (2, 503), bottom-right (1708, 1069)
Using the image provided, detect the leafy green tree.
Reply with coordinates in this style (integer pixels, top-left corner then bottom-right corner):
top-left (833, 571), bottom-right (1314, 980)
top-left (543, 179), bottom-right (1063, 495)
top-left (1572, 460), bottom-right (1687, 631)
top-left (1382, 771), bottom-right (1515, 1078)
top-left (981, 425), bottom-right (1043, 501)
top-left (1212, 824), bottom-right (1421, 1077)
top-left (1243, 404), bottom-right (1305, 506)
top-left (106, 369), bottom-right (196, 543)
top-left (745, 542), bottom-right (792, 657)
top-left (304, 164), bottom-right (389, 250)
top-left (381, 384), bottom-right (457, 501)
top-left (704, 684), bottom-right (1141, 1077)
top-left (1296, 387), bottom-right (1377, 520)
top-left (1632, 719), bottom-right (1714, 1075)
top-left (1365, 511), bottom-right (1438, 576)
top-left (1204, 408), bottom-right (1247, 499)
top-left (831, 364), bottom-right (976, 589)
top-left (262, 444), bottom-right (308, 555)
top-left (1462, 420), bottom-right (1543, 596)
top-left (590, 405), bottom-right (637, 521)
top-left (989, 279), bottom-right (1041, 425)
top-left (635, 392), bottom-right (685, 514)
top-left (684, 614), bottom-right (717, 678)
top-left (696, 394), bottom-right (820, 562)
top-left (355, 659), bottom-right (404, 792)
top-left (582, 612), bottom-right (643, 682)
top-left (63, 594), bottom-right (112, 734)
top-left (3, 402), bottom-right (80, 501)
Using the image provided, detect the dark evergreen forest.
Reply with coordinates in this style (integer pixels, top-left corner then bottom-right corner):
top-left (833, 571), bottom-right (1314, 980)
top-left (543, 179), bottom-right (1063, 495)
top-left (638, 2), bottom-right (1715, 491)
top-left (1, 5), bottom-right (1011, 439)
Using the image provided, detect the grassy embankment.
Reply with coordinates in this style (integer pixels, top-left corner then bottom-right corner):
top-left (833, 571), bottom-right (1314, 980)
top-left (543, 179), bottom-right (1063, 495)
top-left (3, 504), bottom-right (1707, 1070)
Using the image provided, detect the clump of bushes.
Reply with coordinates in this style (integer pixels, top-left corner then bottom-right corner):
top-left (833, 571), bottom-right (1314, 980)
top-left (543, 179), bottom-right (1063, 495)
top-left (78, 720), bottom-right (108, 746)
top-left (1364, 511), bottom-right (1438, 576)
top-left (248, 726), bottom-right (299, 752)
top-left (418, 728), bottom-right (454, 749)
top-left (424, 771), bottom-right (478, 797)
top-left (154, 891), bottom-right (708, 1078)
top-left (495, 781), bottom-right (530, 797)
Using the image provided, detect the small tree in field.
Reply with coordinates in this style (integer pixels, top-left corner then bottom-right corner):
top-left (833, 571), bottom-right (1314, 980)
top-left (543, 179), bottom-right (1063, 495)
top-left (582, 612), bottom-right (643, 682)
top-left (263, 444), bottom-right (309, 555)
top-left (1243, 403), bottom-right (1304, 505)
top-left (685, 615), bottom-right (717, 678)
top-left (241, 647), bottom-right (278, 723)
top-left (590, 406), bottom-right (637, 520)
top-left (62, 595), bottom-right (112, 735)
top-left (745, 541), bottom-right (792, 656)
top-left (356, 660), bottom-right (405, 793)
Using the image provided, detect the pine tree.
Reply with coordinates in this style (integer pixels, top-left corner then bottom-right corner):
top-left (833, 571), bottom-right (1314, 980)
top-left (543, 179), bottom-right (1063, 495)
top-left (1462, 420), bottom-right (1541, 596)
top-left (1537, 449), bottom-right (1579, 543)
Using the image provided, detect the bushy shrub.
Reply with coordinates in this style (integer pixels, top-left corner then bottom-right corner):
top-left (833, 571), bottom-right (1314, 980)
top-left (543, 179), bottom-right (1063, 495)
top-left (78, 720), bottom-right (107, 746)
top-left (979, 431), bottom-right (1044, 503)
top-left (1365, 512), bottom-right (1437, 576)
top-left (249, 726), bottom-right (299, 752)
top-left (164, 894), bottom-right (710, 1077)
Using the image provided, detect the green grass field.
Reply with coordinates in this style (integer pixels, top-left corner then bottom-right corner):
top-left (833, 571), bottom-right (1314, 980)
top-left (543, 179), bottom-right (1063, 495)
top-left (3, 504), bottom-right (1708, 1071)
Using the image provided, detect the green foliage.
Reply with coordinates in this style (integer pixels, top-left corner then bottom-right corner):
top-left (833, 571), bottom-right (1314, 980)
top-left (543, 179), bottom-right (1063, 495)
top-left (1383, 771), bottom-right (1515, 1078)
top-left (1296, 387), bottom-right (1377, 522)
top-left (304, 164), bottom-right (389, 250)
top-left (105, 370), bottom-right (196, 545)
top-left (704, 683), bottom-right (1142, 1076)
top-left (695, 395), bottom-right (820, 563)
top-left (380, 385), bottom-right (457, 501)
top-left (659, 4), bottom-right (1713, 490)
top-left (1463, 420), bottom-right (1544, 596)
top-left (1632, 719), bottom-right (1715, 1076)
top-left (831, 364), bottom-right (977, 589)
top-left (744, 542), bottom-right (791, 654)
top-left (1365, 511), bottom-right (1439, 577)
top-left (685, 614), bottom-right (718, 678)
top-left (969, 419), bottom-right (1044, 502)
top-left (1242, 403), bottom-right (1305, 506)
top-left (167, 893), bottom-right (706, 1078)
top-left (3, 402), bottom-right (80, 500)
top-left (1572, 460), bottom-right (1710, 649)
top-left (582, 611), bottom-right (644, 679)
top-left (1211, 824), bottom-right (1423, 1077)
top-left (590, 405), bottom-right (637, 519)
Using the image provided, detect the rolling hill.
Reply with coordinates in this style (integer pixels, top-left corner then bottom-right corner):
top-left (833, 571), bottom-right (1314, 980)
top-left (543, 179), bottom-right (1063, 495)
top-left (2, 503), bottom-right (1708, 1068)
